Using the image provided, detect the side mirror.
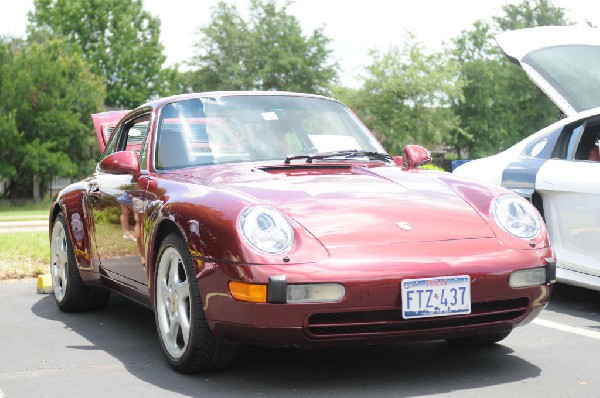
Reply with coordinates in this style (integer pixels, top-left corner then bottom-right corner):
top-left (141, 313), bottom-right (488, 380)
top-left (403, 145), bottom-right (432, 169)
top-left (100, 151), bottom-right (141, 179)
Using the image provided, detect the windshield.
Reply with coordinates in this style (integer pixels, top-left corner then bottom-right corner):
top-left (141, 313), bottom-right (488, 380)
top-left (524, 45), bottom-right (600, 113)
top-left (153, 95), bottom-right (386, 170)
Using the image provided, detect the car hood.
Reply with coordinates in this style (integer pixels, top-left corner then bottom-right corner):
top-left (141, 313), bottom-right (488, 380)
top-left (175, 164), bottom-right (495, 247)
top-left (496, 26), bottom-right (600, 117)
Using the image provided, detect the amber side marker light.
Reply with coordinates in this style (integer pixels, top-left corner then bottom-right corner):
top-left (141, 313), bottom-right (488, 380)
top-left (229, 281), bottom-right (267, 303)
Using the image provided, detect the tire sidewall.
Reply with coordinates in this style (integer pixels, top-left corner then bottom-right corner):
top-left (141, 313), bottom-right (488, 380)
top-left (154, 233), bottom-right (205, 369)
top-left (52, 214), bottom-right (76, 309)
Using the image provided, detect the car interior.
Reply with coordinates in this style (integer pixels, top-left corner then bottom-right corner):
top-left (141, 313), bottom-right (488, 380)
top-left (573, 122), bottom-right (600, 161)
top-left (553, 117), bottom-right (600, 162)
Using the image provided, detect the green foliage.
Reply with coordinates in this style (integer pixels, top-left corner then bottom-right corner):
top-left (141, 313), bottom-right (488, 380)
top-left (450, 0), bottom-right (568, 159)
top-left (493, 0), bottom-right (571, 30)
top-left (0, 37), bottom-right (104, 198)
top-left (419, 164), bottom-right (446, 172)
top-left (0, 112), bottom-right (21, 181)
top-left (28, 0), bottom-right (173, 108)
top-left (188, 0), bottom-right (338, 94)
top-left (346, 35), bottom-right (462, 155)
top-left (92, 204), bottom-right (121, 226)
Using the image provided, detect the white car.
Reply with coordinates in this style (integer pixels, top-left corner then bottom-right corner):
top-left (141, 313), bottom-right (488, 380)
top-left (454, 26), bottom-right (600, 292)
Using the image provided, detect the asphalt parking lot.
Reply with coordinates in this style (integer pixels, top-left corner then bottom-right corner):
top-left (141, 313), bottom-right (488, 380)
top-left (1, 279), bottom-right (599, 398)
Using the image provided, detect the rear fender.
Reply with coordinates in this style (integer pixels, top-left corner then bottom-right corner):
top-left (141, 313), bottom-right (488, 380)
top-left (52, 184), bottom-right (99, 281)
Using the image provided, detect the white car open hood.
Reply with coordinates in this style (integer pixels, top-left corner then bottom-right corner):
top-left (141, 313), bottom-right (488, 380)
top-left (496, 26), bottom-right (600, 117)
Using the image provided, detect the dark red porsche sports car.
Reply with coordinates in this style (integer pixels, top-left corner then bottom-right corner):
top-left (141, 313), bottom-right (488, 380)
top-left (49, 92), bottom-right (555, 373)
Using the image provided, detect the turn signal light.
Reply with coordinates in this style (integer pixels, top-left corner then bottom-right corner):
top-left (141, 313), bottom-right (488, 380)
top-left (509, 267), bottom-right (547, 288)
top-left (228, 281), bottom-right (267, 303)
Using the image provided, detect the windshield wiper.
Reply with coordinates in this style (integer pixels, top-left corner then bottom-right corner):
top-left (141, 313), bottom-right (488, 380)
top-left (284, 149), bottom-right (392, 164)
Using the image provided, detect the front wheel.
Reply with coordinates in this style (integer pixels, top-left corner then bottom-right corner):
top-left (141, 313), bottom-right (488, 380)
top-left (50, 213), bottom-right (110, 312)
top-left (154, 233), bottom-right (236, 373)
top-left (445, 330), bottom-right (511, 347)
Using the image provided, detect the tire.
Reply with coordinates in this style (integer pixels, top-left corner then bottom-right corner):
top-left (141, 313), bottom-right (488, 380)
top-left (50, 213), bottom-right (110, 312)
top-left (531, 192), bottom-right (545, 222)
top-left (445, 330), bottom-right (511, 347)
top-left (154, 232), bottom-right (237, 373)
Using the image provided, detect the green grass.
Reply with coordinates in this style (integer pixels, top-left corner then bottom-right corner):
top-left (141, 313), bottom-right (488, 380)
top-left (0, 231), bottom-right (49, 280)
top-left (0, 210), bottom-right (48, 222)
top-left (0, 199), bottom-right (51, 222)
top-left (0, 199), bottom-right (52, 210)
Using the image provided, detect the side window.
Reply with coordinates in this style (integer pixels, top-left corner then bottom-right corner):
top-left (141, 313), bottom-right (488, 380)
top-left (567, 124), bottom-right (584, 159)
top-left (552, 122), bottom-right (584, 160)
top-left (101, 125), bottom-right (122, 159)
top-left (555, 118), bottom-right (600, 161)
top-left (138, 114), bottom-right (154, 172)
top-left (574, 123), bottom-right (600, 161)
top-left (99, 113), bottom-right (151, 164)
top-left (123, 117), bottom-right (150, 155)
top-left (139, 131), bottom-right (150, 172)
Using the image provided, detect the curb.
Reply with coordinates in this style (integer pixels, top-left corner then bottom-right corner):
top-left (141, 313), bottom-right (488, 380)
top-left (36, 274), bottom-right (53, 294)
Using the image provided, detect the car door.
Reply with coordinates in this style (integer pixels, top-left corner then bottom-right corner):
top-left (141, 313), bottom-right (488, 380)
top-left (497, 26), bottom-right (600, 284)
top-left (496, 26), bottom-right (600, 117)
top-left (90, 111), bottom-right (152, 291)
top-left (535, 117), bottom-right (600, 279)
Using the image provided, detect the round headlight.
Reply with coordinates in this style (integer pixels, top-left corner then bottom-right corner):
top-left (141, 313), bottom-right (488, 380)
top-left (238, 206), bottom-right (294, 254)
top-left (492, 195), bottom-right (541, 239)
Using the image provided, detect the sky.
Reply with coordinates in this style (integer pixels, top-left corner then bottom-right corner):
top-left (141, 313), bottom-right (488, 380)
top-left (1, 0), bottom-right (599, 87)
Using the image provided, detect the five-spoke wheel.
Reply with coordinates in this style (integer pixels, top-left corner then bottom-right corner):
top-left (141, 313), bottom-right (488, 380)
top-left (154, 232), bottom-right (236, 372)
top-left (49, 213), bottom-right (110, 312)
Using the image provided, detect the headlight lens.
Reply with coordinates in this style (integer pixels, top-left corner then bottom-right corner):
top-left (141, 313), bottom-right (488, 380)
top-left (492, 195), bottom-right (541, 239)
top-left (238, 206), bottom-right (294, 254)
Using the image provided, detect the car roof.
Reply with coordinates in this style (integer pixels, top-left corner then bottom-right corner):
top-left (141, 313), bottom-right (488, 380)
top-left (140, 91), bottom-right (336, 109)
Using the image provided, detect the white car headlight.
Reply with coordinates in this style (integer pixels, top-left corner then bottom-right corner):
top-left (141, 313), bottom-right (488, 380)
top-left (492, 195), bottom-right (541, 239)
top-left (238, 206), bottom-right (294, 254)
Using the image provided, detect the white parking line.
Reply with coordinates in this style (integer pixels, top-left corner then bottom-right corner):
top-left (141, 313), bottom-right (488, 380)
top-left (533, 318), bottom-right (600, 340)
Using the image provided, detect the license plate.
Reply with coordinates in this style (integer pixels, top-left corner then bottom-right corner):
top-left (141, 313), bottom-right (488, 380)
top-left (401, 275), bottom-right (471, 319)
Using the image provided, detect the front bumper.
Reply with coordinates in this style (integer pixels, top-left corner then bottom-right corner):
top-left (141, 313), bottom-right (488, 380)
top-left (196, 239), bottom-right (555, 348)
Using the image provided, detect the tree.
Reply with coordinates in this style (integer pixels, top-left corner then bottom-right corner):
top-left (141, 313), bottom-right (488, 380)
top-left (450, 0), bottom-right (570, 159)
top-left (348, 35), bottom-right (462, 156)
top-left (493, 0), bottom-right (570, 30)
top-left (28, 0), bottom-right (172, 108)
top-left (188, 0), bottom-right (338, 94)
top-left (0, 36), bottom-right (105, 198)
top-left (450, 22), bottom-right (523, 158)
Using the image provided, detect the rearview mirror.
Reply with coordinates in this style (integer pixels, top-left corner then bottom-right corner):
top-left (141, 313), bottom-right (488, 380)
top-left (403, 145), bottom-right (432, 169)
top-left (100, 151), bottom-right (141, 179)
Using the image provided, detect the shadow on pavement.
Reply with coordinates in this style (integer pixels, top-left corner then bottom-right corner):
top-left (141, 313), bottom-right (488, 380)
top-left (546, 283), bottom-right (600, 328)
top-left (29, 290), bottom-right (544, 397)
